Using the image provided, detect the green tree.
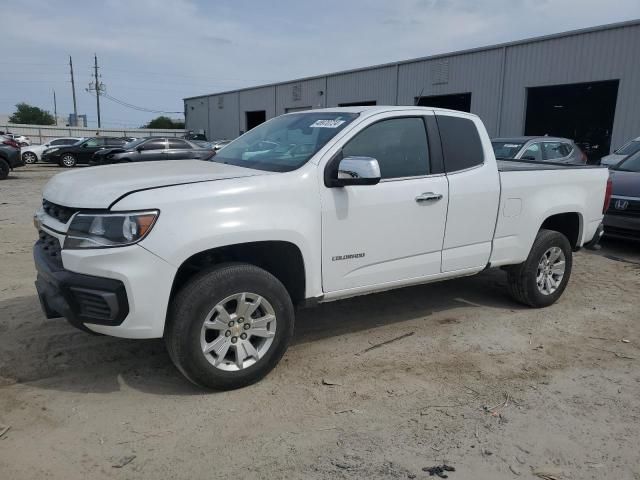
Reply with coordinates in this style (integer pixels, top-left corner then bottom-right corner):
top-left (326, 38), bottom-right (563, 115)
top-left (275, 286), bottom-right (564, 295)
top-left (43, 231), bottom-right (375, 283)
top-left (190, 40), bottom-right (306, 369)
top-left (9, 103), bottom-right (56, 125)
top-left (143, 116), bottom-right (185, 129)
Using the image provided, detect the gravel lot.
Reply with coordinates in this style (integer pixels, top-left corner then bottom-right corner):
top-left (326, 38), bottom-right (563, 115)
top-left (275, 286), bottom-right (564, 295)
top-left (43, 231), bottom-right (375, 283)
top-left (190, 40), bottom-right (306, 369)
top-left (1, 164), bottom-right (639, 479)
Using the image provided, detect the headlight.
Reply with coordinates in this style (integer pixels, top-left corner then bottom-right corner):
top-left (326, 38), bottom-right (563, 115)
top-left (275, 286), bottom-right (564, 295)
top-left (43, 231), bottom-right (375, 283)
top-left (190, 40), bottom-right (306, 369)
top-left (64, 210), bottom-right (159, 249)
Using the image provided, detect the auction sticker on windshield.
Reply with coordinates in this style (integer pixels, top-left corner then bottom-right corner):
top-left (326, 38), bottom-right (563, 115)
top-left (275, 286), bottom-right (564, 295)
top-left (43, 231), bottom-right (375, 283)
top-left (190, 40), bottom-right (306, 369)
top-left (310, 119), bottom-right (346, 128)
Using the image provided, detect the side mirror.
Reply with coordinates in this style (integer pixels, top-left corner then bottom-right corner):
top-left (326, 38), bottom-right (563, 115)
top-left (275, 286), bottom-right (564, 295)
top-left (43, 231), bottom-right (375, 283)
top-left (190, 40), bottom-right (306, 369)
top-left (333, 156), bottom-right (381, 187)
top-left (136, 146), bottom-right (144, 152)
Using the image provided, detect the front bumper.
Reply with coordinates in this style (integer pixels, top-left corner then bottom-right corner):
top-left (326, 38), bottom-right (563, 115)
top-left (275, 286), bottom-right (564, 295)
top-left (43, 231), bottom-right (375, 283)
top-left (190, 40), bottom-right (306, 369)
top-left (33, 227), bottom-right (176, 338)
top-left (34, 241), bottom-right (129, 331)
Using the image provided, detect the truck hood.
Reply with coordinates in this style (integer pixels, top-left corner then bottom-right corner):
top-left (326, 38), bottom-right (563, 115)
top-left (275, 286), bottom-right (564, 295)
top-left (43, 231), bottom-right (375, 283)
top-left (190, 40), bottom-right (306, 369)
top-left (610, 169), bottom-right (640, 198)
top-left (43, 160), bottom-right (269, 208)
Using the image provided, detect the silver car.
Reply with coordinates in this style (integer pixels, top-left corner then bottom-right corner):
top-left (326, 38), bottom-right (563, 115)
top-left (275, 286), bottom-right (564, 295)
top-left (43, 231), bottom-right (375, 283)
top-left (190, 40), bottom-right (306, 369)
top-left (600, 136), bottom-right (640, 167)
top-left (491, 136), bottom-right (587, 165)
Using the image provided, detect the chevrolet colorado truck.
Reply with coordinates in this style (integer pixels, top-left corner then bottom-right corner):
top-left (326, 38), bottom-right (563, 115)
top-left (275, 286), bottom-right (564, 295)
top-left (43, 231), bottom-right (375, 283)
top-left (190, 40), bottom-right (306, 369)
top-left (33, 107), bottom-right (610, 390)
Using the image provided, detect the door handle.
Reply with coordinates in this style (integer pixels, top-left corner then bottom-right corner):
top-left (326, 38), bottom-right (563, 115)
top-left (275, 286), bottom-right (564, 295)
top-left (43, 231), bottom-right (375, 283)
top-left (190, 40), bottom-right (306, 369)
top-left (415, 192), bottom-right (443, 203)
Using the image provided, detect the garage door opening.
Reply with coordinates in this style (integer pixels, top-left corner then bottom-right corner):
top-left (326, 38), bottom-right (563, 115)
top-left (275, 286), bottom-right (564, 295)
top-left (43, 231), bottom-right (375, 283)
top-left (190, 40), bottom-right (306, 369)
top-left (338, 101), bottom-right (377, 107)
top-left (246, 110), bottom-right (266, 131)
top-left (524, 80), bottom-right (619, 163)
top-left (415, 93), bottom-right (471, 112)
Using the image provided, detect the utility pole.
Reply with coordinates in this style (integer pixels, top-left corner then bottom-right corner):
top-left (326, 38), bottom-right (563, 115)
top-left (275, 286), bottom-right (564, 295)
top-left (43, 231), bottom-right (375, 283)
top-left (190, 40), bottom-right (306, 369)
top-left (87, 54), bottom-right (106, 129)
top-left (53, 89), bottom-right (58, 125)
top-left (69, 56), bottom-right (78, 126)
top-left (93, 54), bottom-right (101, 129)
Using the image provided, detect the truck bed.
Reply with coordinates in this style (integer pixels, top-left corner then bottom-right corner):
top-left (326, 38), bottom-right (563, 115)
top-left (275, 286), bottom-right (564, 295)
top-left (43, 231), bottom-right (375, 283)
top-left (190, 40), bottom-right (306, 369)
top-left (497, 159), bottom-right (604, 172)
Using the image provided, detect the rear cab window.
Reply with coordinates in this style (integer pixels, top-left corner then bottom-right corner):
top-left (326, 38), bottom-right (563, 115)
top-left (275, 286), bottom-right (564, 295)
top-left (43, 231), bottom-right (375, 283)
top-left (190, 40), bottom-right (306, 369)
top-left (436, 115), bottom-right (484, 172)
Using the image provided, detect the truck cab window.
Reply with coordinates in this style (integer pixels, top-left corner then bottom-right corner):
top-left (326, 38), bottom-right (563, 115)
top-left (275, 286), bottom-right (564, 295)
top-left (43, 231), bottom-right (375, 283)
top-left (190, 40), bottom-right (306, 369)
top-left (342, 117), bottom-right (430, 179)
top-left (436, 115), bottom-right (484, 172)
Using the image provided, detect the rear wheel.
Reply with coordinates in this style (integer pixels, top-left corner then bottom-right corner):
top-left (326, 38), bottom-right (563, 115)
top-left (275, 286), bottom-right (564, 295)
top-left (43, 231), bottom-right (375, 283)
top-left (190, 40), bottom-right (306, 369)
top-left (0, 159), bottom-right (9, 180)
top-left (22, 152), bottom-right (38, 164)
top-left (165, 263), bottom-right (295, 390)
top-left (60, 154), bottom-right (76, 167)
top-left (506, 229), bottom-right (572, 308)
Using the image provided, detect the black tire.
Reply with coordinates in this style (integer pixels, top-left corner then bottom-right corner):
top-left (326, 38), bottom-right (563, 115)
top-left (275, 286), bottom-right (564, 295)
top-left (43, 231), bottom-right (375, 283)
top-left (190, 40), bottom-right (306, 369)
top-left (506, 229), bottom-right (573, 308)
top-left (59, 153), bottom-right (77, 167)
top-left (0, 159), bottom-right (9, 180)
top-left (22, 151), bottom-right (38, 164)
top-left (165, 263), bottom-right (295, 390)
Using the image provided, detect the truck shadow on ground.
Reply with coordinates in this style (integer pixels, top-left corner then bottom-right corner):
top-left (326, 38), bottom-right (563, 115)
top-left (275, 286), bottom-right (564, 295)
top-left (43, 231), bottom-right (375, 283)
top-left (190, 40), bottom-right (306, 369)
top-left (0, 268), bottom-right (519, 396)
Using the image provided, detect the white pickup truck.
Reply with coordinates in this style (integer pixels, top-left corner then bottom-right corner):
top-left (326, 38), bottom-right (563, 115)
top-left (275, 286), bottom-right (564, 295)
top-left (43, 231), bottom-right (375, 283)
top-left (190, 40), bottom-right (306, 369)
top-left (33, 106), bottom-right (610, 389)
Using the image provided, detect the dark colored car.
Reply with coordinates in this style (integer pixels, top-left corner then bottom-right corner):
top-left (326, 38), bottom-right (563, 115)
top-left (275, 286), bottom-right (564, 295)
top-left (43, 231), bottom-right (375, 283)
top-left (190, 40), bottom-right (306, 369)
top-left (603, 150), bottom-right (640, 239)
top-left (0, 139), bottom-right (24, 180)
top-left (41, 137), bottom-right (130, 167)
top-left (492, 136), bottom-right (587, 165)
top-left (89, 137), bottom-right (216, 166)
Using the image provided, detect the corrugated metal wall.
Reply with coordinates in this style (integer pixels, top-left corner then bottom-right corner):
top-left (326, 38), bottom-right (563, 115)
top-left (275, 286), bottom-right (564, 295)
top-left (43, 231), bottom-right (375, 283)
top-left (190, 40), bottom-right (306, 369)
top-left (185, 22), bottom-right (640, 148)
top-left (499, 23), bottom-right (640, 149)
top-left (397, 48), bottom-right (504, 135)
top-left (326, 66), bottom-right (397, 106)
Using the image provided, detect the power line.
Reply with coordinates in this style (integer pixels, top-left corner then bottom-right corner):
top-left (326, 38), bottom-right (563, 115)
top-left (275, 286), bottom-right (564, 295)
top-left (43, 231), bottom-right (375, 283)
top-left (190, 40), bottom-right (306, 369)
top-left (86, 90), bottom-right (182, 115)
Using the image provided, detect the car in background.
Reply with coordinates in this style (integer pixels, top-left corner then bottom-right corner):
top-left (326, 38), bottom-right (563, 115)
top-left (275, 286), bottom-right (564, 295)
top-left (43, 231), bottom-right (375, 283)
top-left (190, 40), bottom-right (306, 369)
top-left (0, 140), bottom-right (24, 180)
top-left (3, 133), bottom-right (31, 146)
top-left (184, 131), bottom-right (207, 141)
top-left (491, 136), bottom-right (587, 165)
top-left (603, 150), bottom-right (640, 239)
top-left (41, 137), bottom-right (130, 167)
top-left (600, 136), bottom-right (640, 167)
top-left (89, 137), bottom-right (216, 166)
top-left (21, 137), bottom-right (83, 164)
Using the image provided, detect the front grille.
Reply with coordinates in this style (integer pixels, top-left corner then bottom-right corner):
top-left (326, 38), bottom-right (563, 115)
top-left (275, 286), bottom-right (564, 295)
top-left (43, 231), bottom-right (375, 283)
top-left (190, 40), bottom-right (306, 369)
top-left (37, 230), bottom-right (63, 268)
top-left (42, 199), bottom-right (79, 224)
top-left (70, 288), bottom-right (114, 321)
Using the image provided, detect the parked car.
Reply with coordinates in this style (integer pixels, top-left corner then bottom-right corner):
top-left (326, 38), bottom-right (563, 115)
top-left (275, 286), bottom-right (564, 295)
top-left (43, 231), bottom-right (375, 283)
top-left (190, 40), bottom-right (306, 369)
top-left (600, 136), bottom-right (640, 167)
top-left (21, 137), bottom-right (83, 164)
top-left (41, 137), bottom-right (129, 167)
top-left (33, 107), bottom-right (609, 390)
top-left (89, 137), bottom-right (216, 166)
top-left (0, 140), bottom-right (24, 179)
top-left (184, 131), bottom-right (207, 141)
top-left (603, 150), bottom-right (640, 239)
top-left (491, 136), bottom-right (587, 165)
top-left (3, 133), bottom-right (31, 146)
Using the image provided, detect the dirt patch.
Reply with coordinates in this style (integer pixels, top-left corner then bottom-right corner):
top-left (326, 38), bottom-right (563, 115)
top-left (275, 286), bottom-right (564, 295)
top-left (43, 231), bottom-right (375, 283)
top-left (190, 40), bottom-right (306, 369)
top-left (1, 165), bottom-right (639, 479)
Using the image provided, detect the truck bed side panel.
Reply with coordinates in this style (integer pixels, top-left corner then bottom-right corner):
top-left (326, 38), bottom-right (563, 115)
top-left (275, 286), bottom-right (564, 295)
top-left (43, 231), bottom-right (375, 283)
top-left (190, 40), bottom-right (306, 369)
top-left (490, 168), bottom-right (607, 266)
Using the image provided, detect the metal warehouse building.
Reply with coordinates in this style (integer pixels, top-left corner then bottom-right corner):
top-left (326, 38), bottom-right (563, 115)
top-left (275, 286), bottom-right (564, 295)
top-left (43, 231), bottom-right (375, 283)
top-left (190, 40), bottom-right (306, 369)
top-left (184, 20), bottom-right (640, 160)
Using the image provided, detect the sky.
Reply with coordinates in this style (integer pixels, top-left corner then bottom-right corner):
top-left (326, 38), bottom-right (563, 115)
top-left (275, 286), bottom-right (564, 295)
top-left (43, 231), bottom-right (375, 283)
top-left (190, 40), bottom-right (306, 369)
top-left (2, 0), bottom-right (639, 128)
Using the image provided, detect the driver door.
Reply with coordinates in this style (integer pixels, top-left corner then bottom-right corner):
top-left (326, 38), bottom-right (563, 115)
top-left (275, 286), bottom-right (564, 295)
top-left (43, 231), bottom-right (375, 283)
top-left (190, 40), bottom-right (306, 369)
top-left (320, 112), bottom-right (449, 293)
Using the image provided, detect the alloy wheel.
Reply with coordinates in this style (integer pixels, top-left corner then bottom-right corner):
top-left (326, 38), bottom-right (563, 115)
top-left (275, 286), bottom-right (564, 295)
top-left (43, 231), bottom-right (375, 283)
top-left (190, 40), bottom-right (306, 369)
top-left (536, 246), bottom-right (566, 295)
top-left (200, 292), bottom-right (277, 371)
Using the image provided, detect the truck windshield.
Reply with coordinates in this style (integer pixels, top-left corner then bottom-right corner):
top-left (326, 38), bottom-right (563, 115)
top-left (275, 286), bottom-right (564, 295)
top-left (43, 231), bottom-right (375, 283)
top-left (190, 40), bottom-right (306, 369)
top-left (212, 112), bottom-right (358, 172)
top-left (491, 141), bottom-right (524, 159)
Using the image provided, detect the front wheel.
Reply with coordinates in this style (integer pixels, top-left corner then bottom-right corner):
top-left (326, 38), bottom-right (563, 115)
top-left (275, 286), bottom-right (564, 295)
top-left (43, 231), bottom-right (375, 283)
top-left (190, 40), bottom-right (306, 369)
top-left (0, 159), bottom-right (9, 180)
top-left (165, 263), bottom-right (295, 390)
top-left (60, 154), bottom-right (77, 167)
top-left (506, 229), bottom-right (573, 308)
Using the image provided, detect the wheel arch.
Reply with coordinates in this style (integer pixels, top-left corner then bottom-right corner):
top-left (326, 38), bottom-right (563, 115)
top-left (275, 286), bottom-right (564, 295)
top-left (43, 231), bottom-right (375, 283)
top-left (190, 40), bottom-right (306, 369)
top-left (169, 240), bottom-right (307, 307)
top-left (539, 211), bottom-right (583, 250)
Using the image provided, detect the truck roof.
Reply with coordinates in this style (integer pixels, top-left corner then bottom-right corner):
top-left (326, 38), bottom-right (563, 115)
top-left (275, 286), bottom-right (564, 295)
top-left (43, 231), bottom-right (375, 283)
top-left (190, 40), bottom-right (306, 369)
top-left (288, 105), bottom-right (477, 117)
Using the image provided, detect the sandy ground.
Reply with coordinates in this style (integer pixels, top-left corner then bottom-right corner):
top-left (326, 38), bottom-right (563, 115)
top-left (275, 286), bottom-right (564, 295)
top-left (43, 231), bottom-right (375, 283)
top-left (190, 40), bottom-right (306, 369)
top-left (1, 164), bottom-right (639, 480)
